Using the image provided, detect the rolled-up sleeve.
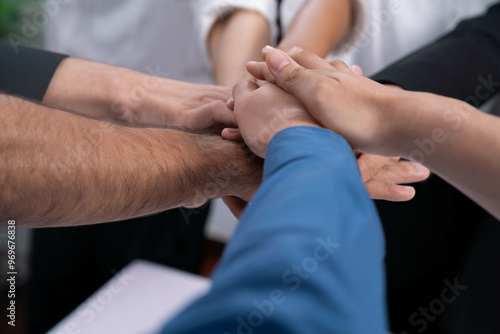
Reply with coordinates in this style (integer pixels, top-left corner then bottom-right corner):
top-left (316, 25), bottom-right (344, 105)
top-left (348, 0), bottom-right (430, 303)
top-left (190, 0), bottom-right (278, 71)
top-left (0, 43), bottom-right (67, 102)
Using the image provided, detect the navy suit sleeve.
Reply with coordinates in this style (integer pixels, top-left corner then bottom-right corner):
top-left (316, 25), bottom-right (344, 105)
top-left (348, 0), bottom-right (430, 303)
top-left (0, 43), bottom-right (67, 101)
top-left (371, 4), bottom-right (500, 107)
top-left (161, 126), bottom-right (388, 334)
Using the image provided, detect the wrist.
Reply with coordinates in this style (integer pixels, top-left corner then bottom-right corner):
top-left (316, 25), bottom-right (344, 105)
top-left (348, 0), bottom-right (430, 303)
top-left (136, 129), bottom-right (262, 206)
top-left (380, 91), bottom-right (462, 160)
top-left (43, 58), bottom-right (132, 123)
top-left (368, 88), bottom-right (418, 157)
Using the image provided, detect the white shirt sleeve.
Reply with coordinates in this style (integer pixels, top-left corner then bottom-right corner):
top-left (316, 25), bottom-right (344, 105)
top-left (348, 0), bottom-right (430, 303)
top-left (280, 0), bottom-right (366, 57)
top-left (190, 0), bottom-right (279, 72)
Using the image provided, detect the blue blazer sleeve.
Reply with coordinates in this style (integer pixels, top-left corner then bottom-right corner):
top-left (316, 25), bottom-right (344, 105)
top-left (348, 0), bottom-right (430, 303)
top-left (161, 126), bottom-right (388, 334)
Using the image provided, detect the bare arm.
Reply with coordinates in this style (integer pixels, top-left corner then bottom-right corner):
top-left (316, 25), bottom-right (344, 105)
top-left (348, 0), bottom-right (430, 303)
top-left (43, 58), bottom-right (235, 132)
top-left (209, 10), bottom-right (271, 87)
top-left (0, 94), bottom-right (260, 227)
top-left (278, 0), bottom-right (352, 57)
top-left (389, 93), bottom-right (500, 219)
top-left (256, 48), bottom-right (500, 219)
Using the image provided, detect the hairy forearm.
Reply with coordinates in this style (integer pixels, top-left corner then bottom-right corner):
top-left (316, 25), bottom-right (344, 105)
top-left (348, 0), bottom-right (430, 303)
top-left (278, 0), bottom-right (352, 57)
top-left (0, 95), bottom-right (259, 227)
top-left (390, 92), bottom-right (500, 219)
top-left (209, 10), bottom-right (271, 87)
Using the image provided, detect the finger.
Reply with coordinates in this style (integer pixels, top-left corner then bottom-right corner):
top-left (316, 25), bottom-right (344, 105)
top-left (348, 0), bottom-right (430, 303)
top-left (221, 128), bottom-right (243, 142)
top-left (247, 61), bottom-right (276, 83)
top-left (327, 60), bottom-right (352, 73)
top-left (349, 65), bottom-right (363, 76)
top-left (184, 201), bottom-right (208, 209)
top-left (192, 101), bottom-right (236, 130)
top-left (358, 154), bottom-right (393, 183)
top-left (365, 179), bottom-right (416, 202)
top-left (212, 103), bottom-right (237, 128)
top-left (264, 49), bottom-right (325, 114)
top-left (227, 97), bottom-right (234, 110)
top-left (289, 49), bottom-right (338, 72)
top-left (233, 79), bottom-right (260, 100)
top-left (200, 84), bottom-right (232, 102)
top-left (375, 161), bottom-right (431, 185)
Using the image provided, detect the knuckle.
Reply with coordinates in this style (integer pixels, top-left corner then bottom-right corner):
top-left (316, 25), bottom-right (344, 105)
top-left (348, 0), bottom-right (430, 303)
top-left (329, 60), bottom-right (350, 72)
top-left (283, 66), bottom-right (306, 87)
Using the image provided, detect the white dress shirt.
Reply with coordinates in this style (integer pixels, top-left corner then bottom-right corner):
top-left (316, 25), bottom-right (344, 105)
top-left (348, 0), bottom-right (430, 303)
top-left (191, 0), bottom-right (497, 76)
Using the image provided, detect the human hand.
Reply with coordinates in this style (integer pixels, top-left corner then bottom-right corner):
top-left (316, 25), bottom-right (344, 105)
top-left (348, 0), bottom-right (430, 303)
top-left (247, 47), bottom-right (407, 156)
top-left (223, 92), bottom-right (429, 202)
top-left (229, 80), bottom-right (320, 158)
top-left (124, 77), bottom-right (236, 133)
top-left (222, 129), bottom-right (430, 202)
top-left (358, 154), bottom-right (430, 201)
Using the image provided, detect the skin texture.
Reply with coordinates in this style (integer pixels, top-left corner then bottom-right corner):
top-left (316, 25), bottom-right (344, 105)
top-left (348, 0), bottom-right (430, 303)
top-left (0, 94), bottom-right (261, 227)
top-left (232, 80), bottom-right (320, 158)
top-left (209, 5), bottom-right (428, 203)
top-left (225, 57), bottom-right (429, 203)
top-left (43, 58), bottom-right (236, 132)
top-left (250, 47), bottom-right (500, 220)
top-left (209, 10), bottom-right (271, 87)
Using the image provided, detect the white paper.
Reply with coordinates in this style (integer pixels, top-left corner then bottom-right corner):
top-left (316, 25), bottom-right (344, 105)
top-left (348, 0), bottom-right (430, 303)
top-left (49, 260), bottom-right (211, 334)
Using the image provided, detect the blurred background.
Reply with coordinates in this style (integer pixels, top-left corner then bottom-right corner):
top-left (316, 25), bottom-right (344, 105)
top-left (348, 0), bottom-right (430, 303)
top-left (1, 1), bottom-right (499, 334)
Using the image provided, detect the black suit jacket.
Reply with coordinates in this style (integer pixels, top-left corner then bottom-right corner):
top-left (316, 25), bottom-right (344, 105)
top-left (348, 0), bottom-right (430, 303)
top-left (0, 43), bottom-right (67, 101)
top-left (372, 3), bottom-right (500, 107)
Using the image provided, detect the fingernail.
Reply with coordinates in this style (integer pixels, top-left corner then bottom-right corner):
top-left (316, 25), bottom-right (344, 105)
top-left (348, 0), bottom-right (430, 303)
top-left (267, 51), bottom-right (290, 72)
top-left (289, 46), bottom-right (303, 53)
top-left (263, 45), bottom-right (275, 54)
top-left (403, 186), bottom-right (415, 194)
top-left (412, 163), bottom-right (429, 174)
top-left (350, 65), bottom-right (364, 76)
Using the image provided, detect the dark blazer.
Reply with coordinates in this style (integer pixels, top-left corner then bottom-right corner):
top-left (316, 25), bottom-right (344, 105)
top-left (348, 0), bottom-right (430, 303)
top-left (0, 43), bottom-right (67, 101)
top-left (371, 4), bottom-right (500, 107)
top-left (371, 4), bottom-right (500, 334)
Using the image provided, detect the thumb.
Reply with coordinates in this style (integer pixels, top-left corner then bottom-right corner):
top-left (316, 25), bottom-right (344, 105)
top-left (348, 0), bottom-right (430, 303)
top-left (265, 49), bottom-right (322, 114)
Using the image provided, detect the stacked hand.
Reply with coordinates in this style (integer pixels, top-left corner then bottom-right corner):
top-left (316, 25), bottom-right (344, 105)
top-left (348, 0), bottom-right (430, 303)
top-left (129, 79), bottom-right (237, 133)
top-left (222, 47), bottom-right (430, 208)
top-left (44, 58), bottom-right (237, 133)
